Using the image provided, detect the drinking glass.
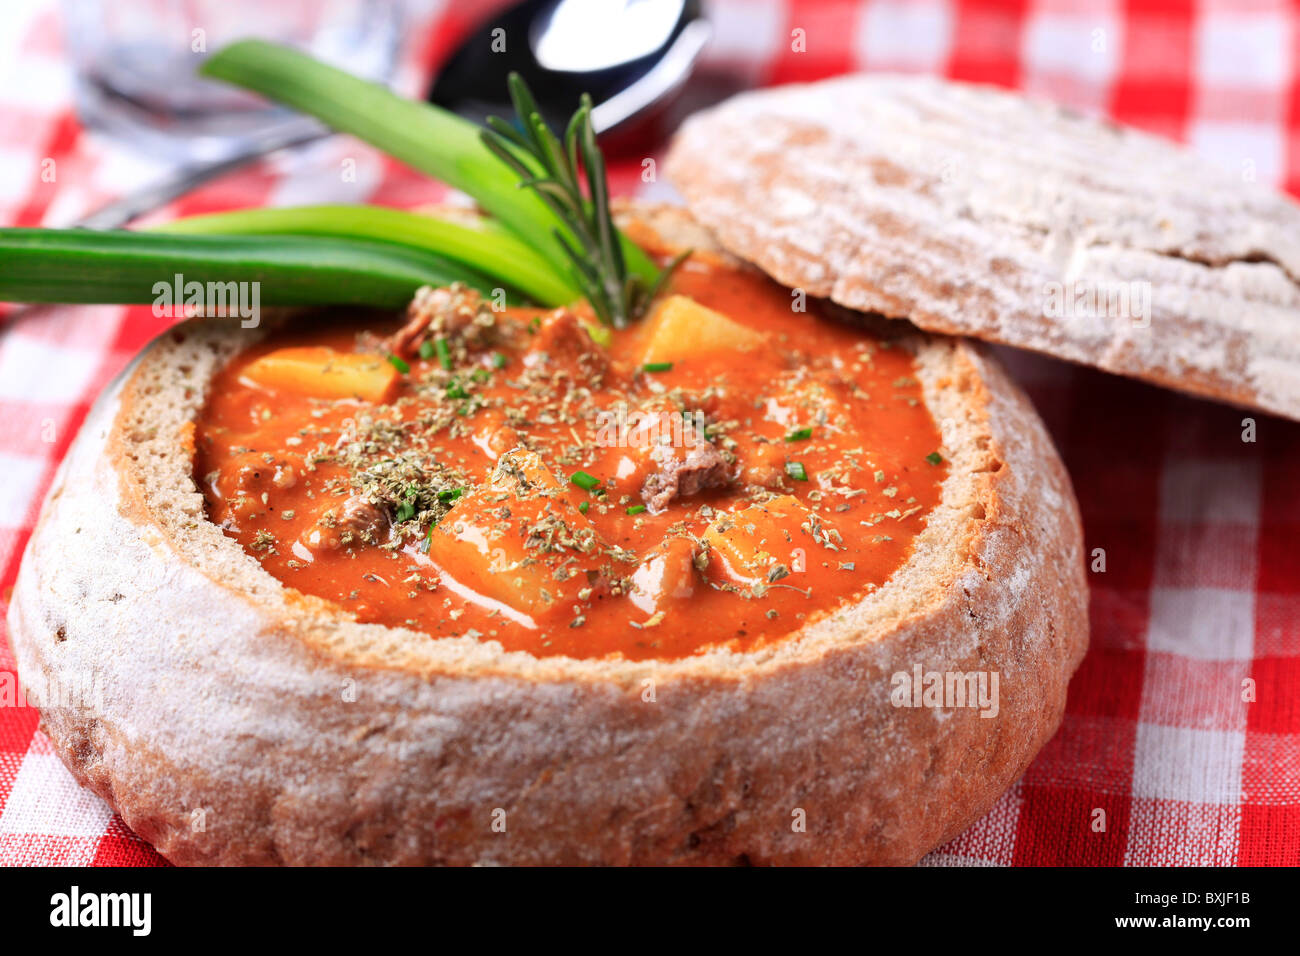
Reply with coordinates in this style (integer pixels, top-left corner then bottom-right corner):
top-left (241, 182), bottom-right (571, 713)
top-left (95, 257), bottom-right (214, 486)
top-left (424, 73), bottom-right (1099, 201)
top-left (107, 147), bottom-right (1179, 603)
top-left (61, 0), bottom-right (403, 163)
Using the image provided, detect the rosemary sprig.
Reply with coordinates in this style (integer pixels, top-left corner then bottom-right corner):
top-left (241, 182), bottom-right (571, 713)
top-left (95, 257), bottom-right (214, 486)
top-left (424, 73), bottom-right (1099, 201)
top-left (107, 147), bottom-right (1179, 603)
top-left (482, 74), bottom-right (686, 327)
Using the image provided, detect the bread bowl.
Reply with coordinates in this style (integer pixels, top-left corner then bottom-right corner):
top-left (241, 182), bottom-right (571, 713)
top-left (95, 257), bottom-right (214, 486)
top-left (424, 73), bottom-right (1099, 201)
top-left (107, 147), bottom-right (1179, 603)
top-left (8, 202), bottom-right (1087, 865)
top-left (668, 75), bottom-right (1300, 422)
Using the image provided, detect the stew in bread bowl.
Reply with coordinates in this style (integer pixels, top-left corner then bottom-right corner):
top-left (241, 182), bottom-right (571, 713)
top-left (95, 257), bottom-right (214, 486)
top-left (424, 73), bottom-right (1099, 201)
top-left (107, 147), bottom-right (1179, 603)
top-left (196, 234), bottom-right (948, 661)
top-left (8, 204), bottom-right (1088, 865)
top-left (3, 45), bottom-right (1092, 866)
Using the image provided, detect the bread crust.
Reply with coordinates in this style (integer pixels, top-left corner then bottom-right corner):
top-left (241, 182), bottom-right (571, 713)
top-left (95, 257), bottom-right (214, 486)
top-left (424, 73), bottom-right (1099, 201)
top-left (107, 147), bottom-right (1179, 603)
top-left (666, 75), bottom-right (1300, 422)
top-left (7, 205), bottom-right (1087, 865)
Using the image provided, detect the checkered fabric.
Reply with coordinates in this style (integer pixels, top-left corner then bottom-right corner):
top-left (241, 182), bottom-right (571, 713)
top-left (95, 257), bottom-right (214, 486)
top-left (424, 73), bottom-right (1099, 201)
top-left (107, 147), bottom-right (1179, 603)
top-left (1, 0), bottom-right (1297, 866)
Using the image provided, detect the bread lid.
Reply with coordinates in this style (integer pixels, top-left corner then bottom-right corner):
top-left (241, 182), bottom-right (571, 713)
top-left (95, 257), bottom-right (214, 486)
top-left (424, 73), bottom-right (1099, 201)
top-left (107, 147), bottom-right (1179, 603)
top-left (666, 74), bottom-right (1300, 422)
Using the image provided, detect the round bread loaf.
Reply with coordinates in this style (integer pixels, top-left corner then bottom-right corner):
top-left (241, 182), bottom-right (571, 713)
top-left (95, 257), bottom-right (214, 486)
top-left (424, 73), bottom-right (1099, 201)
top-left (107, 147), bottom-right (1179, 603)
top-left (7, 204), bottom-right (1087, 865)
top-left (667, 75), bottom-right (1300, 422)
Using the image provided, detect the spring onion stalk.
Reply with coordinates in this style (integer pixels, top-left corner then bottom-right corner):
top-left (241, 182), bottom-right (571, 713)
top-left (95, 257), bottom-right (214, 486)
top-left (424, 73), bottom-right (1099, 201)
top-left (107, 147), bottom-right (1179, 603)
top-left (199, 40), bottom-right (659, 290)
top-left (154, 205), bottom-right (579, 306)
top-left (0, 229), bottom-right (499, 308)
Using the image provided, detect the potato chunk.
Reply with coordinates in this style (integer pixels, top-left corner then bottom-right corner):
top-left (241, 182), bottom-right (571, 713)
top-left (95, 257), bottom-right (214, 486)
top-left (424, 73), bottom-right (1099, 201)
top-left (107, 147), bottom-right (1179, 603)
top-left (242, 347), bottom-right (398, 402)
top-left (628, 536), bottom-right (699, 615)
top-left (427, 450), bottom-right (605, 620)
top-left (488, 447), bottom-right (565, 495)
top-left (701, 494), bottom-right (837, 588)
top-left (639, 295), bottom-right (766, 365)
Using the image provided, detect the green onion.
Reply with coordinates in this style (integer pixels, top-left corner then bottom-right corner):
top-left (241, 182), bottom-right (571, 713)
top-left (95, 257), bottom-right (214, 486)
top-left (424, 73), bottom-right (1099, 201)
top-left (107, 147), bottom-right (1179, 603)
top-left (388, 354), bottom-right (410, 374)
top-left (786, 461), bottom-right (809, 482)
top-left (0, 44), bottom-right (680, 325)
top-left (570, 471), bottom-right (600, 491)
top-left (491, 352), bottom-right (508, 369)
top-left (155, 205), bottom-right (576, 306)
top-left (200, 41), bottom-right (658, 294)
top-left (925, 451), bottom-right (944, 466)
top-left (445, 381), bottom-right (468, 399)
top-left (0, 229), bottom-right (498, 308)
top-left (785, 427), bottom-right (813, 442)
top-left (642, 361), bottom-right (674, 373)
top-left (434, 338), bottom-right (452, 370)
top-left (626, 505), bottom-right (647, 515)
top-left (578, 501), bottom-right (590, 515)
top-left (471, 367), bottom-right (491, 383)
top-left (438, 487), bottom-right (464, 502)
top-left (418, 340), bottom-right (436, 360)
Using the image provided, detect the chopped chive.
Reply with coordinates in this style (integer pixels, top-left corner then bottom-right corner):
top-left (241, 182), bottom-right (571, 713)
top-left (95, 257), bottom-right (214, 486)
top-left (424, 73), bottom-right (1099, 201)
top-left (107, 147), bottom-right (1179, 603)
top-left (491, 351), bottom-right (507, 369)
top-left (578, 501), bottom-right (590, 515)
top-left (626, 505), bottom-right (647, 515)
top-left (642, 361), bottom-right (673, 373)
top-left (925, 451), bottom-right (943, 466)
top-left (528, 316), bottom-right (541, 333)
top-left (471, 367), bottom-right (491, 383)
top-left (570, 470), bottom-right (600, 491)
top-left (584, 322), bottom-right (612, 347)
top-left (785, 427), bottom-right (813, 442)
top-left (418, 340), bottom-right (435, 360)
top-left (445, 380), bottom-right (468, 399)
top-left (434, 337), bottom-right (452, 370)
top-left (388, 354), bottom-right (410, 374)
top-left (785, 461), bottom-right (809, 482)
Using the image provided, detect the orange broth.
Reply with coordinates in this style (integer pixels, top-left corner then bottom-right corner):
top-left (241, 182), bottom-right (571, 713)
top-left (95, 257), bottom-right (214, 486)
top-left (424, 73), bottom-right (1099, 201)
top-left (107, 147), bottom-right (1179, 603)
top-left (193, 255), bottom-right (946, 660)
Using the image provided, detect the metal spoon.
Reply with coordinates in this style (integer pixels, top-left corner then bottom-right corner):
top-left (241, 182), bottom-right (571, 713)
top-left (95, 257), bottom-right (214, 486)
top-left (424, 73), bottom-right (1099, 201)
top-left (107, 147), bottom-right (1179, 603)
top-left (74, 0), bottom-right (709, 231)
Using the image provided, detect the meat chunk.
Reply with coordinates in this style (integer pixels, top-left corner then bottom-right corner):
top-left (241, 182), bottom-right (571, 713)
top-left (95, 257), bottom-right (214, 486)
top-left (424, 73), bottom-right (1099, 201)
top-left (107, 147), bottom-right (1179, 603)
top-left (641, 441), bottom-right (733, 514)
top-left (307, 496), bottom-right (390, 551)
top-left (388, 283), bottom-right (492, 359)
top-left (523, 308), bottom-right (607, 376)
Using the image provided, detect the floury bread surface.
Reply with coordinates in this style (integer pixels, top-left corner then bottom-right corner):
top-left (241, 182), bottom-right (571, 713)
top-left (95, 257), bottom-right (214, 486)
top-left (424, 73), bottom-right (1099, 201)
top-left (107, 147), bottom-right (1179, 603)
top-left (668, 75), bottom-right (1300, 422)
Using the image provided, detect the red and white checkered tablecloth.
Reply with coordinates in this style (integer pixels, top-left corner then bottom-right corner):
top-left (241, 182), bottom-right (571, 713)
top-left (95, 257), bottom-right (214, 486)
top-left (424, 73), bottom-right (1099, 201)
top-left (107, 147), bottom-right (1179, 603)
top-left (1, 0), bottom-right (1297, 867)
